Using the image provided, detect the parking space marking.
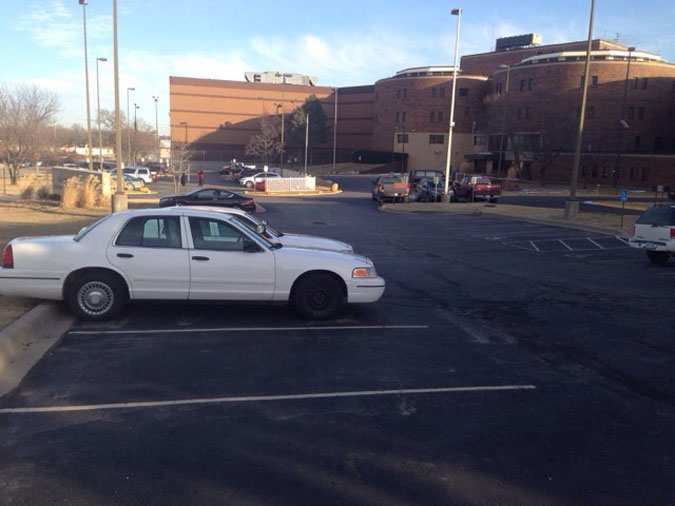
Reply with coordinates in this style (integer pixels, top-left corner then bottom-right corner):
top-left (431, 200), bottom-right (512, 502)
top-left (529, 241), bottom-right (540, 252)
top-left (558, 239), bottom-right (574, 251)
top-left (586, 238), bottom-right (605, 249)
top-left (502, 235), bottom-right (631, 254)
top-left (68, 324), bottom-right (429, 335)
top-left (0, 384), bottom-right (537, 414)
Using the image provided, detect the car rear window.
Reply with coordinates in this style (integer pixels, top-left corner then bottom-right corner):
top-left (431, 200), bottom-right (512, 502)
top-left (636, 206), bottom-right (675, 226)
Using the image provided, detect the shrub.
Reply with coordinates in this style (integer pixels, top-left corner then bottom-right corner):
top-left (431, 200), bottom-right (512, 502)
top-left (21, 185), bottom-right (35, 200)
top-left (61, 177), bottom-right (81, 208)
top-left (78, 175), bottom-right (99, 208)
top-left (36, 185), bottom-right (50, 200)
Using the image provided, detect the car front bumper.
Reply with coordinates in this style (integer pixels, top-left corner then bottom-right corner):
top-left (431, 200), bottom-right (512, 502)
top-left (347, 276), bottom-right (385, 303)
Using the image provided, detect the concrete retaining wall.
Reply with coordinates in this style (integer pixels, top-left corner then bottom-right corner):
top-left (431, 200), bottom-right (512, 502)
top-left (52, 167), bottom-right (112, 197)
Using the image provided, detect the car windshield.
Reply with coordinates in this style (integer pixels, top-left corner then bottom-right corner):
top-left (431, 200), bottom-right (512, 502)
top-left (229, 213), bottom-right (282, 239)
top-left (636, 206), bottom-right (675, 226)
top-left (226, 216), bottom-right (277, 249)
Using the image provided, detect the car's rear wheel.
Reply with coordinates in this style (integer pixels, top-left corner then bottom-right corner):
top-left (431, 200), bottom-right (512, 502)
top-left (646, 251), bottom-right (670, 265)
top-left (246, 181), bottom-right (254, 188)
top-left (125, 182), bottom-right (134, 191)
top-left (68, 271), bottom-right (127, 321)
top-left (293, 273), bottom-right (345, 320)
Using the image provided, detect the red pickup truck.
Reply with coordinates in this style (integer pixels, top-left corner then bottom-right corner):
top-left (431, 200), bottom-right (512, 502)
top-left (452, 176), bottom-right (501, 203)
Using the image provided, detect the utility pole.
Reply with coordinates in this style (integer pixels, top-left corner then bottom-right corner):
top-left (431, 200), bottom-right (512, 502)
top-left (332, 87), bottom-right (338, 172)
top-left (614, 47), bottom-right (635, 188)
top-left (96, 57), bottom-right (107, 171)
top-left (80, 0), bottom-right (94, 172)
top-left (126, 87), bottom-right (134, 165)
top-left (153, 96), bottom-right (159, 162)
top-left (111, 0), bottom-right (128, 211)
top-left (304, 113), bottom-right (309, 176)
top-left (443, 7), bottom-right (462, 202)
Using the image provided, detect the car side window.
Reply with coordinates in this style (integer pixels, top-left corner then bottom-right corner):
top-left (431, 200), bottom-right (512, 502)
top-left (189, 217), bottom-right (246, 251)
top-left (115, 216), bottom-right (182, 248)
top-left (196, 190), bottom-right (217, 199)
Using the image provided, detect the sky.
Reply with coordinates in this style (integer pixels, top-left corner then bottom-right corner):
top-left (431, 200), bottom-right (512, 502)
top-left (1, 0), bottom-right (674, 135)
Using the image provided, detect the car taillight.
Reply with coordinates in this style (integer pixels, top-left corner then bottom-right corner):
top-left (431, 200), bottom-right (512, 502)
top-left (671, 227), bottom-right (675, 238)
top-left (2, 244), bottom-right (13, 268)
top-left (245, 198), bottom-right (253, 203)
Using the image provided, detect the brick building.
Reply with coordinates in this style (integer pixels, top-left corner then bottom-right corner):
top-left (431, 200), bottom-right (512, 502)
top-left (169, 37), bottom-right (675, 187)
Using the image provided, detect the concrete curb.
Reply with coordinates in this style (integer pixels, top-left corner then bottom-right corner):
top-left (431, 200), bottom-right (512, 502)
top-left (0, 302), bottom-right (74, 398)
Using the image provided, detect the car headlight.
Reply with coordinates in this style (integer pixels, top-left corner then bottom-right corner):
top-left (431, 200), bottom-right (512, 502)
top-left (352, 266), bottom-right (377, 278)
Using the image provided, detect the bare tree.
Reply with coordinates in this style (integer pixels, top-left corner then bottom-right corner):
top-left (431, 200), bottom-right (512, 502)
top-left (531, 119), bottom-right (574, 186)
top-left (581, 142), bottom-right (615, 189)
top-left (169, 141), bottom-right (192, 193)
top-left (0, 84), bottom-right (60, 184)
top-left (245, 116), bottom-right (281, 165)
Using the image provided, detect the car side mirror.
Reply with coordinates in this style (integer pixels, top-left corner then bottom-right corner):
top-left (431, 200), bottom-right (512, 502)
top-left (261, 219), bottom-right (268, 226)
top-left (256, 224), bottom-right (266, 235)
top-left (243, 238), bottom-right (261, 253)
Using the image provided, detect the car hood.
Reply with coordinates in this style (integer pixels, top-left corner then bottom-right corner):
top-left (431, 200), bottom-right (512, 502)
top-left (274, 245), bottom-right (372, 266)
top-left (278, 234), bottom-right (353, 253)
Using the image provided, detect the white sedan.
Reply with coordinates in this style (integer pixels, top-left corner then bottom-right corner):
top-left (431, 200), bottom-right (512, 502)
top-left (180, 206), bottom-right (354, 253)
top-left (0, 208), bottom-right (385, 321)
top-left (240, 172), bottom-right (280, 188)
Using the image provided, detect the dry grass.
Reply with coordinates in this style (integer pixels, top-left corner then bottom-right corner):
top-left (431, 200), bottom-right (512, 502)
top-left (61, 177), bottom-right (80, 208)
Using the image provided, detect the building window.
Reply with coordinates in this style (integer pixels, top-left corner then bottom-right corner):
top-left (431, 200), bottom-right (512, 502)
top-left (528, 78), bottom-right (534, 90)
top-left (459, 88), bottom-right (468, 96)
top-left (429, 111), bottom-right (435, 123)
top-left (641, 78), bottom-right (648, 90)
top-left (253, 74), bottom-right (261, 82)
top-left (397, 134), bottom-right (409, 143)
top-left (403, 89), bottom-right (407, 99)
top-left (641, 167), bottom-right (649, 182)
top-left (440, 87), bottom-right (445, 98)
top-left (635, 135), bottom-right (641, 148)
top-left (431, 87), bottom-right (437, 97)
top-left (638, 107), bottom-right (645, 120)
top-left (628, 107), bottom-right (635, 120)
top-left (520, 79), bottom-right (526, 92)
top-left (401, 112), bottom-right (406, 122)
top-left (591, 75), bottom-right (598, 87)
top-left (632, 77), bottom-right (639, 89)
top-left (437, 111), bottom-right (444, 123)
top-left (654, 136), bottom-right (664, 150)
top-left (396, 89), bottom-right (401, 99)
top-left (587, 106), bottom-right (595, 119)
top-left (629, 167), bottom-right (637, 181)
top-left (429, 135), bottom-right (444, 144)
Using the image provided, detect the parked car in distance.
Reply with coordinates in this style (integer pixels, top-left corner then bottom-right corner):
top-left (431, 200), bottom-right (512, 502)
top-left (0, 208), bottom-right (384, 321)
top-left (629, 205), bottom-right (675, 264)
top-left (110, 173), bottom-right (144, 191)
top-left (123, 166), bottom-right (155, 184)
top-left (240, 171), bottom-right (281, 189)
top-left (180, 206), bottom-right (354, 253)
top-left (452, 176), bottom-right (501, 203)
top-left (417, 178), bottom-right (444, 202)
top-left (668, 188), bottom-right (675, 202)
top-left (410, 169), bottom-right (445, 188)
top-left (371, 175), bottom-right (409, 202)
top-left (159, 187), bottom-right (256, 212)
top-left (233, 168), bottom-right (258, 183)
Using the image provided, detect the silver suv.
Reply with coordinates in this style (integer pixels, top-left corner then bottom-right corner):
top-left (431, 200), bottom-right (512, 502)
top-left (629, 205), bottom-right (675, 264)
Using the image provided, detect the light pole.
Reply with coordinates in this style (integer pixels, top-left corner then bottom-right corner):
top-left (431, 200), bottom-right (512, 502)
top-left (566, 0), bottom-right (595, 219)
top-left (274, 102), bottom-right (284, 166)
top-left (153, 96), bottom-right (159, 162)
top-left (496, 64), bottom-right (511, 175)
top-left (304, 113), bottom-right (309, 176)
top-left (96, 57), bottom-right (107, 171)
top-left (111, 0), bottom-right (127, 212)
top-left (179, 121), bottom-right (188, 184)
top-left (614, 46), bottom-right (635, 188)
top-left (79, 0), bottom-right (94, 172)
top-left (332, 87), bottom-right (338, 173)
top-left (275, 72), bottom-right (290, 167)
top-left (443, 7), bottom-right (462, 202)
top-left (126, 87), bottom-right (135, 164)
top-left (132, 103), bottom-right (139, 164)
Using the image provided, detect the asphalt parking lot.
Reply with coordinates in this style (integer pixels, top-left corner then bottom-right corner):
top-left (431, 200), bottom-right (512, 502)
top-left (1, 176), bottom-right (674, 506)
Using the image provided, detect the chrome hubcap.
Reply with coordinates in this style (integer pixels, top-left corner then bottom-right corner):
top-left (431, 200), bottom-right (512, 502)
top-left (78, 281), bottom-right (114, 316)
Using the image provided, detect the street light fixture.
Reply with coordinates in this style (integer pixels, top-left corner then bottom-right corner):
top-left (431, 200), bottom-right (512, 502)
top-left (614, 46), bottom-right (635, 187)
top-left (79, 0), bottom-right (94, 172)
top-left (126, 87), bottom-right (135, 164)
top-left (566, 0), bottom-right (595, 219)
top-left (95, 57), bottom-right (107, 171)
top-left (443, 7), bottom-right (462, 202)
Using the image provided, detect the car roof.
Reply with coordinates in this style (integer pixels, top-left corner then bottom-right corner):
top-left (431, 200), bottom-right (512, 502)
top-left (161, 205), bottom-right (248, 216)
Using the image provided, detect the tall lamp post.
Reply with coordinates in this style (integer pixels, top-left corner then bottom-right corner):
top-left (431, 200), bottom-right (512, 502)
top-left (614, 47), bottom-right (635, 187)
top-left (111, 0), bottom-right (127, 212)
top-left (95, 57), bottom-right (107, 171)
top-left (79, 0), bottom-right (94, 172)
top-left (132, 103), bottom-right (139, 164)
top-left (566, 0), bottom-right (595, 219)
top-left (332, 87), bottom-right (338, 173)
top-left (126, 87), bottom-right (135, 164)
top-left (274, 102), bottom-right (284, 166)
top-left (496, 64), bottom-right (511, 175)
top-left (443, 7), bottom-right (462, 202)
top-left (153, 96), bottom-right (159, 162)
top-left (304, 113), bottom-right (310, 176)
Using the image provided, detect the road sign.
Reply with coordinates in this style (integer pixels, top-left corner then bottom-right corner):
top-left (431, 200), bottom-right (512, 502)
top-left (620, 189), bottom-right (627, 202)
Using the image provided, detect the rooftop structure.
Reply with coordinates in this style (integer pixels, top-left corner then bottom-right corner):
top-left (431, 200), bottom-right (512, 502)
top-left (244, 71), bottom-right (318, 86)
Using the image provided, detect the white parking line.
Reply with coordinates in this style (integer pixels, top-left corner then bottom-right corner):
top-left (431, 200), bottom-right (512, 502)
top-left (68, 325), bottom-right (429, 335)
top-left (529, 240), bottom-right (540, 252)
top-left (586, 237), bottom-right (605, 249)
top-left (558, 239), bottom-right (574, 251)
top-left (0, 384), bottom-right (537, 414)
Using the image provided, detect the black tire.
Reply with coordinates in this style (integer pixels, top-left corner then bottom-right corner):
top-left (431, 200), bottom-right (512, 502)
top-left (293, 273), bottom-right (345, 320)
top-left (68, 271), bottom-right (128, 321)
top-left (646, 251), bottom-right (670, 265)
top-left (125, 183), bottom-right (134, 191)
top-left (450, 195), bottom-right (457, 203)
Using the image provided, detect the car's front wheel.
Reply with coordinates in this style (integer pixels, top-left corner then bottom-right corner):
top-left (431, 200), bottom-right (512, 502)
top-left (68, 271), bottom-right (128, 321)
top-left (646, 251), bottom-right (670, 265)
top-left (246, 181), bottom-right (254, 188)
top-left (293, 273), bottom-right (345, 320)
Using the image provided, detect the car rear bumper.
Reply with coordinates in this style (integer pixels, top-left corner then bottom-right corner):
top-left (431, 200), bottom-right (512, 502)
top-left (347, 276), bottom-right (385, 303)
top-left (629, 239), bottom-right (674, 252)
top-left (0, 272), bottom-right (63, 300)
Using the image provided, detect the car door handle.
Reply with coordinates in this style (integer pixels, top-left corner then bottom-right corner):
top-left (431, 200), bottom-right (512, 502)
top-left (116, 253), bottom-right (134, 258)
top-left (192, 256), bottom-right (210, 261)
